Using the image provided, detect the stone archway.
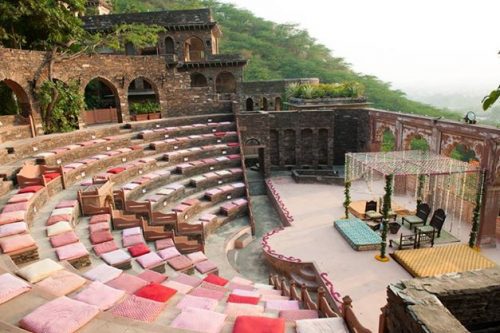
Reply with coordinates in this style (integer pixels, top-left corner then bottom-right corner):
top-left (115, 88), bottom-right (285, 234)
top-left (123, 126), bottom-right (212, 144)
top-left (262, 97), bottom-right (269, 111)
top-left (127, 76), bottom-right (161, 121)
top-left (215, 72), bottom-right (236, 94)
top-left (0, 79), bottom-right (34, 141)
top-left (84, 77), bottom-right (122, 124)
top-left (190, 73), bottom-right (208, 88)
top-left (184, 36), bottom-right (205, 62)
top-left (275, 97), bottom-right (282, 111)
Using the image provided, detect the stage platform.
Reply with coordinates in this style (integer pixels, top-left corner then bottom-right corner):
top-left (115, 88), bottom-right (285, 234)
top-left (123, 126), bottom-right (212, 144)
top-left (392, 244), bottom-right (497, 278)
top-left (334, 218), bottom-right (382, 251)
top-left (348, 200), bottom-right (413, 219)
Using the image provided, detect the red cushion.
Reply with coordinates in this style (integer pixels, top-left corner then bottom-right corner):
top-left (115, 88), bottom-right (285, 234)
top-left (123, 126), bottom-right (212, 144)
top-left (128, 243), bottom-right (150, 257)
top-left (227, 142), bottom-right (239, 147)
top-left (134, 283), bottom-right (176, 302)
top-left (214, 132), bottom-right (226, 137)
top-left (107, 167), bottom-right (126, 174)
top-left (233, 316), bottom-right (285, 333)
top-left (203, 274), bottom-right (228, 287)
top-left (43, 172), bottom-right (60, 180)
top-left (18, 185), bottom-right (44, 194)
top-left (227, 294), bottom-right (260, 305)
top-left (228, 154), bottom-right (241, 160)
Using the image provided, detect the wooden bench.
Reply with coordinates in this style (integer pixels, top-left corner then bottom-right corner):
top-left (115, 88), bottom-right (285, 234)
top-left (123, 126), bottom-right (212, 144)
top-left (16, 163), bottom-right (65, 189)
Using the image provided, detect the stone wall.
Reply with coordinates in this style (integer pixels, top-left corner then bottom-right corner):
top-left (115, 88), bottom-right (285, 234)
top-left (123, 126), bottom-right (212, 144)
top-left (241, 78), bottom-right (319, 111)
top-left (0, 48), bottom-right (243, 133)
top-left (382, 267), bottom-right (500, 333)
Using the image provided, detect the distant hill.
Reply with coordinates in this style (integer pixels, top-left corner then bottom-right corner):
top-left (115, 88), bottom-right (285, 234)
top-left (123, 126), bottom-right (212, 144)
top-left (112, 0), bottom-right (466, 120)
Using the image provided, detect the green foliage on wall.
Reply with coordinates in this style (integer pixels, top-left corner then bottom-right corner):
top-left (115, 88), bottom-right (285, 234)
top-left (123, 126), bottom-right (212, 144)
top-left (110, 0), bottom-right (462, 120)
top-left (381, 130), bottom-right (396, 152)
top-left (37, 80), bottom-right (85, 134)
top-left (130, 101), bottom-right (160, 114)
top-left (0, 82), bottom-right (20, 115)
top-left (409, 136), bottom-right (430, 151)
top-left (285, 82), bottom-right (365, 100)
top-left (450, 144), bottom-right (477, 163)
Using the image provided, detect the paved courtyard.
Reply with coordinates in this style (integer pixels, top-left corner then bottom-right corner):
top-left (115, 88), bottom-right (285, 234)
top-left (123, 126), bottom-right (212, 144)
top-left (265, 175), bottom-right (500, 331)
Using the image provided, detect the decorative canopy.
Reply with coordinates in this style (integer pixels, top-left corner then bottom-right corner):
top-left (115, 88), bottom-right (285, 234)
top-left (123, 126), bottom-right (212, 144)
top-left (345, 150), bottom-right (479, 182)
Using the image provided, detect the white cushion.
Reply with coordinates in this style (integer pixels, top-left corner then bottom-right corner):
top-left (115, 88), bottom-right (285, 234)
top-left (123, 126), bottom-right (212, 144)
top-left (122, 227), bottom-right (141, 237)
top-left (47, 221), bottom-right (72, 237)
top-left (17, 259), bottom-right (64, 283)
top-left (83, 264), bottom-right (122, 283)
top-left (296, 318), bottom-right (349, 333)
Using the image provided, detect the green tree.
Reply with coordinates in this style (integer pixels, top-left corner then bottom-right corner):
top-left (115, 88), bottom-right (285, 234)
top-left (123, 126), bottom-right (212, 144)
top-left (381, 130), bottom-right (396, 152)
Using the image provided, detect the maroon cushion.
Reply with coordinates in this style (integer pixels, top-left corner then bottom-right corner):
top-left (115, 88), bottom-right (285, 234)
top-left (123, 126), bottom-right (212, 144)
top-left (128, 243), bottom-right (150, 257)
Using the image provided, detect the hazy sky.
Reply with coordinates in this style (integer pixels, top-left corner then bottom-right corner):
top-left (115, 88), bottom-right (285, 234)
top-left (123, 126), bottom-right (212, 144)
top-left (219, 0), bottom-right (500, 96)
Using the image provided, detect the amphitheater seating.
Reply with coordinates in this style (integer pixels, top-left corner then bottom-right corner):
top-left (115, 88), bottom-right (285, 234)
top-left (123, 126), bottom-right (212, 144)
top-left (16, 163), bottom-right (64, 189)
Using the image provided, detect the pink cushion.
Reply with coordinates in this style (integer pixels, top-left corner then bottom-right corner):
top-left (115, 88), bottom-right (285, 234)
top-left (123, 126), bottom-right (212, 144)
top-left (56, 242), bottom-right (88, 261)
top-left (163, 280), bottom-right (193, 294)
top-left (189, 287), bottom-right (225, 301)
top-left (89, 214), bottom-right (110, 224)
top-left (167, 255), bottom-right (193, 271)
top-left (158, 246), bottom-right (181, 260)
top-left (7, 193), bottom-right (34, 204)
top-left (226, 282), bottom-right (255, 291)
top-left (122, 227), bottom-right (141, 237)
top-left (279, 309), bottom-right (319, 321)
top-left (170, 307), bottom-right (227, 333)
top-left (74, 281), bottom-right (125, 311)
top-left (122, 234), bottom-right (144, 247)
top-left (106, 273), bottom-right (148, 294)
top-left (136, 252), bottom-right (164, 269)
top-left (199, 281), bottom-right (227, 294)
top-left (55, 200), bottom-right (78, 209)
top-left (46, 215), bottom-right (71, 226)
top-left (19, 296), bottom-right (99, 333)
top-left (35, 270), bottom-right (86, 296)
top-left (0, 273), bottom-right (31, 305)
top-left (0, 234), bottom-right (36, 253)
top-left (93, 240), bottom-right (118, 256)
top-left (101, 249), bottom-right (131, 266)
top-left (89, 222), bottom-right (109, 234)
top-left (266, 300), bottom-right (300, 311)
top-left (110, 295), bottom-right (165, 322)
top-left (173, 273), bottom-right (202, 287)
top-left (50, 231), bottom-right (79, 248)
top-left (177, 294), bottom-right (218, 311)
top-left (0, 222), bottom-right (27, 238)
top-left (155, 238), bottom-right (175, 250)
top-left (137, 269), bottom-right (167, 284)
top-left (90, 230), bottom-right (113, 245)
top-left (18, 185), bottom-right (43, 194)
top-left (195, 260), bottom-right (218, 274)
top-left (0, 211), bottom-right (26, 225)
top-left (224, 303), bottom-right (264, 319)
top-left (187, 251), bottom-right (208, 264)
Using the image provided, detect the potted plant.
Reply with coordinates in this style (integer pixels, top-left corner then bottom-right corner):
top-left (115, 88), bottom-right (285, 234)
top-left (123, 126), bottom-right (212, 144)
top-left (388, 222), bottom-right (401, 234)
top-left (130, 103), bottom-right (149, 121)
top-left (145, 101), bottom-right (161, 120)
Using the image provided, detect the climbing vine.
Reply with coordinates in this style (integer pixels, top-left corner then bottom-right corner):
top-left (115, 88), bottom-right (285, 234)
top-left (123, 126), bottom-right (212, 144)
top-left (37, 80), bottom-right (85, 134)
top-left (469, 170), bottom-right (486, 248)
top-left (343, 181), bottom-right (351, 219)
top-left (416, 174), bottom-right (425, 210)
top-left (378, 174), bottom-right (393, 260)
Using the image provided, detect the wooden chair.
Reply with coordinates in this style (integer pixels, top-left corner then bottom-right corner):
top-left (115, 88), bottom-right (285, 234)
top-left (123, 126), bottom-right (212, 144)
top-left (111, 209), bottom-right (141, 230)
top-left (364, 200), bottom-right (383, 222)
top-left (140, 218), bottom-right (170, 242)
top-left (416, 208), bottom-right (447, 247)
top-left (389, 234), bottom-right (416, 250)
top-left (402, 203), bottom-right (431, 231)
top-left (151, 211), bottom-right (177, 230)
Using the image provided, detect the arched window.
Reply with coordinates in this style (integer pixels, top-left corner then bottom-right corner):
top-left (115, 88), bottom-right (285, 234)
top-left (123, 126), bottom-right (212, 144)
top-left (190, 73), bottom-right (208, 87)
top-left (275, 97), bottom-right (282, 111)
top-left (262, 97), bottom-right (268, 111)
top-left (184, 36), bottom-right (205, 62)
top-left (127, 77), bottom-right (160, 121)
top-left (165, 36), bottom-right (175, 55)
top-left (381, 129), bottom-right (396, 152)
top-left (409, 135), bottom-right (430, 151)
top-left (246, 98), bottom-right (254, 111)
top-left (215, 72), bottom-right (236, 94)
top-left (84, 77), bottom-right (121, 124)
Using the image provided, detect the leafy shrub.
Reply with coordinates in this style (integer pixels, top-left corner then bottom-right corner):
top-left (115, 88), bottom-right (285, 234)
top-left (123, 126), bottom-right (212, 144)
top-left (130, 101), bottom-right (160, 114)
top-left (286, 82), bottom-right (365, 100)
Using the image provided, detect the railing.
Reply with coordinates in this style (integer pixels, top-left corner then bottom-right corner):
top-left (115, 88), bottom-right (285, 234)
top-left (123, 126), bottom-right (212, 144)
top-left (234, 109), bottom-right (256, 235)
